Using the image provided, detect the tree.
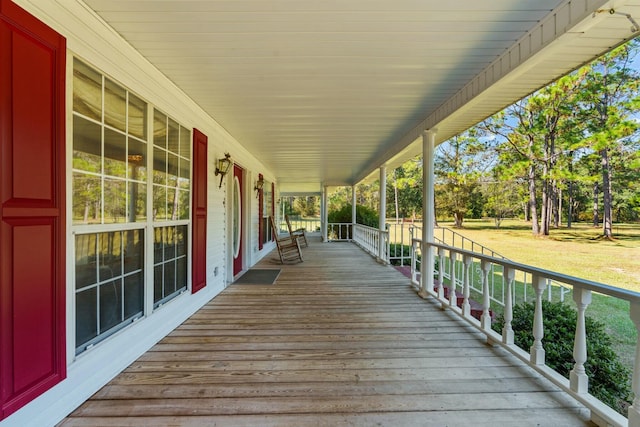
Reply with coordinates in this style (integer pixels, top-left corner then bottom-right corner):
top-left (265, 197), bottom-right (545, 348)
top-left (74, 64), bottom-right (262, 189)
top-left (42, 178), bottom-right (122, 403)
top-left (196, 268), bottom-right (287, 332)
top-left (388, 156), bottom-right (423, 220)
top-left (576, 42), bottom-right (640, 238)
top-left (482, 70), bottom-right (585, 236)
top-left (435, 130), bottom-right (490, 227)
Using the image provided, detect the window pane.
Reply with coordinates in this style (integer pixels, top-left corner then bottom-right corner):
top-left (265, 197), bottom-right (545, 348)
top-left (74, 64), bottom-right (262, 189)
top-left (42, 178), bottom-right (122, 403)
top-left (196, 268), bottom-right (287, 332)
top-left (73, 59), bottom-right (102, 121)
top-left (124, 273), bottom-right (143, 320)
top-left (128, 93), bottom-right (147, 140)
top-left (99, 278), bottom-right (122, 333)
top-left (98, 232), bottom-right (122, 281)
top-left (164, 227), bottom-right (176, 260)
top-left (128, 138), bottom-right (147, 182)
top-left (153, 147), bottom-right (167, 185)
top-left (167, 188), bottom-right (177, 221)
top-left (153, 265), bottom-right (163, 302)
top-left (104, 128), bottom-right (126, 178)
top-left (167, 153), bottom-right (179, 187)
top-left (153, 110), bottom-right (167, 148)
top-left (179, 126), bottom-right (190, 159)
top-left (178, 190), bottom-right (190, 220)
top-left (76, 234), bottom-right (97, 289)
top-left (104, 178), bottom-right (127, 223)
top-left (72, 172), bottom-right (101, 225)
top-left (154, 227), bottom-right (164, 264)
top-left (128, 182), bottom-right (147, 223)
top-left (76, 287), bottom-right (97, 348)
top-left (164, 261), bottom-right (176, 296)
top-left (123, 229), bottom-right (143, 274)
top-left (153, 185), bottom-right (167, 221)
top-left (104, 79), bottom-right (126, 132)
top-left (73, 117), bottom-right (101, 173)
top-left (168, 118), bottom-right (179, 154)
top-left (176, 225), bottom-right (187, 256)
top-left (177, 256), bottom-right (187, 290)
top-left (179, 158), bottom-right (190, 189)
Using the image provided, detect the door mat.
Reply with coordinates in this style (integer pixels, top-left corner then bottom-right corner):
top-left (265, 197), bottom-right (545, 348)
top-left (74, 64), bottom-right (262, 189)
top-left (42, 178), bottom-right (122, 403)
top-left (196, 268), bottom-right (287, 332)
top-left (233, 268), bottom-right (281, 285)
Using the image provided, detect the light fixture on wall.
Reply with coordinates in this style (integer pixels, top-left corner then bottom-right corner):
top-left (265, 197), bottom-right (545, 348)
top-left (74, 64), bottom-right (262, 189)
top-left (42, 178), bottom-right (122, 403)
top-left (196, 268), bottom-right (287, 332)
top-left (254, 177), bottom-right (265, 197)
top-left (215, 153), bottom-right (232, 188)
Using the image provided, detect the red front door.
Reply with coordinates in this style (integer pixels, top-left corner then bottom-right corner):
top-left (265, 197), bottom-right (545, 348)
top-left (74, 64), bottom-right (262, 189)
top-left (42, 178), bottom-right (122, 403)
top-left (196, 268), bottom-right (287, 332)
top-left (0, 0), bottom-right (66, 419)
top-left (232, 164), bottom-right (244, 277)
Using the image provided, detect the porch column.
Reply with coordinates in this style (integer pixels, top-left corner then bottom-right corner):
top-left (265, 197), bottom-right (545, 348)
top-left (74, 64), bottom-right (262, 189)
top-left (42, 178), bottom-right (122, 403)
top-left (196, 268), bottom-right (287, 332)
top-left (351, 185), bottom-right (357, 241)
top-left (419, 129), bottom-right (436, 299)
top-left (378, 166), bottom-right (387, 262)
top-left (321, 186), bottom-right (328, 242)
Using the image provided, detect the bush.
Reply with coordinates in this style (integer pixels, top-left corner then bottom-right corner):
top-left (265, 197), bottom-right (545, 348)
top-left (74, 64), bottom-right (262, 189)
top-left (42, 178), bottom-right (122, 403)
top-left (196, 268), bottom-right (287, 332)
top-left (493, 300), bottom-right (631, 415)
top-left (328, 204), bottom-right (378, 227)
top-left (389, 243), bottom-right (411, 266)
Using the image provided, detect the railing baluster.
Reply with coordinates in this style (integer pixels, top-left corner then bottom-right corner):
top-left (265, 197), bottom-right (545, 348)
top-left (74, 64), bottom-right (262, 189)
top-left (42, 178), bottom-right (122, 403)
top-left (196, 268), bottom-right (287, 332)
top-left (437, 247), bottom-right (445, 301)
top-left (462, 255), bottom-right (472, 317)
top-left (480, 260), bottom-right (491, 331)
top-left (502, 267), bottom-right (515, 345)
top-left (530, 275), bottom-right (546, 365)
top-left (628, 302), bottom-right (640, 427)
top-left (570, 287), bottom-right (591, 394)
top-left (449, 251), bottom-right (457, 309)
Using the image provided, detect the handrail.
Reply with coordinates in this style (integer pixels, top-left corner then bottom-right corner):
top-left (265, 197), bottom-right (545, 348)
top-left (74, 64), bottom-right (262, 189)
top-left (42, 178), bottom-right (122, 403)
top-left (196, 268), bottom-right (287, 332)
top-left (408, 224), bottom-right (570, 304)
top-left (409, 238), bottom-right (639, 427)
top-left (328, 222), bottom-right (389, 263)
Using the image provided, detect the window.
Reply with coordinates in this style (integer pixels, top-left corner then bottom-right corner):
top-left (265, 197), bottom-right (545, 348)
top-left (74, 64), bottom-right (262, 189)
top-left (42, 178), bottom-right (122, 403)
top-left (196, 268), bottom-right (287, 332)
top-left (74, 231), bottom-right (144, 354)
top-left (72, 59), bottom-right (192, 354)
top-left (72, 60), bottom-right (147, 225)
top-left (153, 225), bottom-right (188, 307)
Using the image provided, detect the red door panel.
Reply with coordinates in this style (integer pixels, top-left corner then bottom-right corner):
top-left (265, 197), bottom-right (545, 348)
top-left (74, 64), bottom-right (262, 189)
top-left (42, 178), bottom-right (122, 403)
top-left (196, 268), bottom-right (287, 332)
top-left (191, 129), bottom-right (207, 294)
top-left (0, 0), bottom-right (66, 419)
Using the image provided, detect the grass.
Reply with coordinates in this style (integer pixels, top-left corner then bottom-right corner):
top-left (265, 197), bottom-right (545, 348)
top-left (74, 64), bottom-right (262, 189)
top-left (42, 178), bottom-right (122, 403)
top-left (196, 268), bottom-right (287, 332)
top-left (433, 219), bottom-right (640, 373)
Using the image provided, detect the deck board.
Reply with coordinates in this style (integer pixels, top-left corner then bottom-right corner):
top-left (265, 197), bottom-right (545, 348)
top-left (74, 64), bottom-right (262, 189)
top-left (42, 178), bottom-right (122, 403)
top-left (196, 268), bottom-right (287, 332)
top-left (59, 237), bottom-right (593, 426)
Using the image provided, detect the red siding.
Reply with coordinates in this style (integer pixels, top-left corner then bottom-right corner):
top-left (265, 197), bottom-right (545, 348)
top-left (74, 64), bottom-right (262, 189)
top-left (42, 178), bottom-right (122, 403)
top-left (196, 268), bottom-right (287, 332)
top-left (191, 129), bottom-right (207, 294)
top-left (0, 0), bottom-right (66, 419)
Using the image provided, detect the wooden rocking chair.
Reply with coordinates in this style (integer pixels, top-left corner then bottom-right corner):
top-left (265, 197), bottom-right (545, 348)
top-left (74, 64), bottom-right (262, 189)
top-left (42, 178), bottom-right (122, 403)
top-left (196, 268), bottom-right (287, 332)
top-left (285, 214), bottom-right (308, 247)
top-left (270, 216), bottom-right (303, 264)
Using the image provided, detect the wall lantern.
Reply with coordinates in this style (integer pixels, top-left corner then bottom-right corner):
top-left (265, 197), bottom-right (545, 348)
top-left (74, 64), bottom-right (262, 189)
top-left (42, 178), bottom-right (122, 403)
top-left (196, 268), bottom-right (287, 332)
top-left (215, 153), bottom-right (232, 188)
top-left (254, 177), bottom-right (265, 197)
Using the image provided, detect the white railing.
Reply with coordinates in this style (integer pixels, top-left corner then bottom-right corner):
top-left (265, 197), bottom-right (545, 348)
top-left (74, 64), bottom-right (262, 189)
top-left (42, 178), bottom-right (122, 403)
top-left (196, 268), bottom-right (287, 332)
top-left (327, 222), bottom-right (390, 263)
top-left (279, 217), bottom-right (321, 234)
top-left (326, 222), bottom-right (353, 241)
top-left (409, 238), bottom-right (640, 427)
top-left (407, 224), bottom-right (570, 304)
top-left (353, 224), bottom-right (389, 262)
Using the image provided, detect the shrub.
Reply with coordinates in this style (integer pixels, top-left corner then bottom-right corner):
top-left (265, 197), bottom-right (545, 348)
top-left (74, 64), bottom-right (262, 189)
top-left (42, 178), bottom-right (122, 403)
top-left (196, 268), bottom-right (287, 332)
top-left (328, 204), bottom-right (378, 227)
top-left (492, 300), bottom-right (631, 415)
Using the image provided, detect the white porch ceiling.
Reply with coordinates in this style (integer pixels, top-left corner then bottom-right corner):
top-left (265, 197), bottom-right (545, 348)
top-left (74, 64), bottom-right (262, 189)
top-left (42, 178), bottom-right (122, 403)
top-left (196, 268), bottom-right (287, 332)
top-left (82, 0), bottom-right (640, 191)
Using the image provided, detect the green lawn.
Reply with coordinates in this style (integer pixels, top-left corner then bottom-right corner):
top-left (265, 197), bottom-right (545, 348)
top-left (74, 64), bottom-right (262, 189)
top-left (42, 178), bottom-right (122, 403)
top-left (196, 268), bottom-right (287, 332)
top-left (436, 219), bottom-right (640, 370)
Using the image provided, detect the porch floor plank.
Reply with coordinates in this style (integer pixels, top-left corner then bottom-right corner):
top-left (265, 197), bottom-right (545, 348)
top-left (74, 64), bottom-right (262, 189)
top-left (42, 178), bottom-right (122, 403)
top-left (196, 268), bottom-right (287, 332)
top-left (59, 237), bottom-right (593, 426)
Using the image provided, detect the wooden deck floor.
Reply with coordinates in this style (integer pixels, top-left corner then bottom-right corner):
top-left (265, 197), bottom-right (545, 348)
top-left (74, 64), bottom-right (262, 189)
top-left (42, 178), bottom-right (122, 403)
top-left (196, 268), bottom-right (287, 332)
top-left (60, 237), bottom-right (593, 426)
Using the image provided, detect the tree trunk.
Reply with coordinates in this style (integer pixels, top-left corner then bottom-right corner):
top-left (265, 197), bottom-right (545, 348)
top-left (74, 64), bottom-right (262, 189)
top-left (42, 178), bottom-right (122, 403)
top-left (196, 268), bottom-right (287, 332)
top-left (600, 148), bottom-right (613, 239)
top-left (556, 186), bottom-right (562, 228)
top-left (592, 183), bottom-right (599, 227)
top-left (453, 211), bottom-right (464, 228)
top-left (540, 158), bottom-right (550, 236)
top-left (528, 164), bottom-right (540, 235)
